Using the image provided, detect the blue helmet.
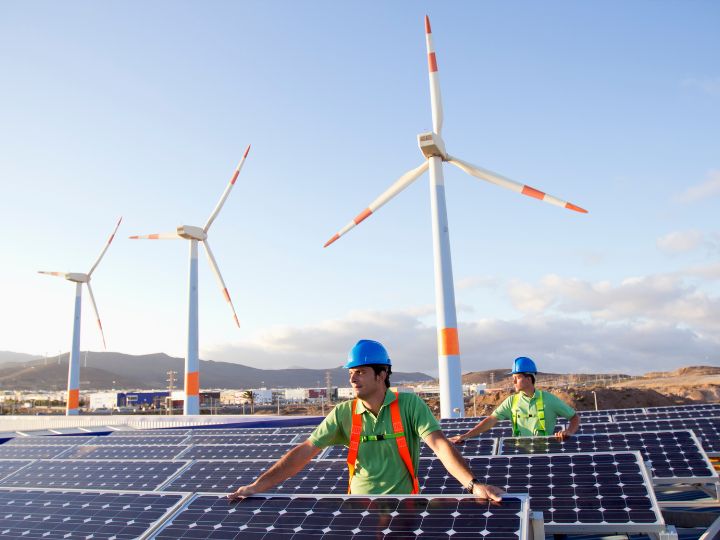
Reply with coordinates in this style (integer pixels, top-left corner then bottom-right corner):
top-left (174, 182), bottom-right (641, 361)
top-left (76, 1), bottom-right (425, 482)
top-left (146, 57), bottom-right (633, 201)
top-left (509, 356), bottom-right (537, 375)
top-left (344, 339), bottom-right (391, 369)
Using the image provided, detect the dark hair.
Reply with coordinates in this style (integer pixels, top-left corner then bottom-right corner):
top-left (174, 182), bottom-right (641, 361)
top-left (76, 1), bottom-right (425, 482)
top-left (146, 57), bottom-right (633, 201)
top-left (525, 373), bottom-right (536, 385)
top-left (369, 364), bottom-right (392, 388)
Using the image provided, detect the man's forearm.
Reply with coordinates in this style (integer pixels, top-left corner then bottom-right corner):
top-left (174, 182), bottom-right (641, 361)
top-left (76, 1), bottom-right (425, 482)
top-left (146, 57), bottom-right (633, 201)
top-left (431, 435), bottom-right (475, 487)
top-left (567, 414), bottom-right (580, 435)
top-left (251, 441), bottom-right (320, 492)
top-left (460, 416), bottom-right (497, 440)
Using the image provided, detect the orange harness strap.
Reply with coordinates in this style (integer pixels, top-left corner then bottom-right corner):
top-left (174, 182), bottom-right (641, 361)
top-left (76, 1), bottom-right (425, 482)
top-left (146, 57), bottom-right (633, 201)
top-left (346, 391), bottom-right (419, 494)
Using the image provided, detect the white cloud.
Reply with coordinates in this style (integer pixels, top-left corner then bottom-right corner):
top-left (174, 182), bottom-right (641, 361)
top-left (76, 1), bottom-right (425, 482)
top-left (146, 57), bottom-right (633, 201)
top-left (657, 230), bottom-right (704, 254)
top-left (676, 170), bottom-right (720, 204)
top-left (681, 77), bottom-right (720, 97)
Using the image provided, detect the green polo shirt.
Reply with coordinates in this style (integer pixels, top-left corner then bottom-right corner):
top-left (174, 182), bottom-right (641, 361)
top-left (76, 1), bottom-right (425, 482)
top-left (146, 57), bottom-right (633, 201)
top-left (492, 389), bottom-right (576, 436)
top-left (309, 391), bottom-right (440, 494)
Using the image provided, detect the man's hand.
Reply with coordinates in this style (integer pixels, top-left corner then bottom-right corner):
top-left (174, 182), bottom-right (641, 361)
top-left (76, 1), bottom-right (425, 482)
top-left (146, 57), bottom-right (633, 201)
top-left (553, 429), bottom-right (574, 441)
top-left (227, 484), bottom-right (257, 501)
top-left (448, 434), bottom-right (464, 444)
top-left (472, 482), bottom-right (504, 503)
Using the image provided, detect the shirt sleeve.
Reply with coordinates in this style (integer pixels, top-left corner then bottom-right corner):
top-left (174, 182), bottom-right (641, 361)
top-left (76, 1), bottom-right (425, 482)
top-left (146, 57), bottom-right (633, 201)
top-left (491, 395), bottom-right (514, 421)
top-left (406, 394), bottom-right (441, 439)
top-left (308, 402), bottom-right (350, 449)
top-left (546, 392), bottom-right (576, 419)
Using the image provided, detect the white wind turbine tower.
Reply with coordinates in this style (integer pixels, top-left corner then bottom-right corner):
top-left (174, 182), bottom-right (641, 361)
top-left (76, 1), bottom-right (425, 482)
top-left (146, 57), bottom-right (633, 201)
top-left (39, 217), bottom-right (122, 416)
top-left (130, 146), bottom-right (250, 415)
top-left (324, 16), bottom-right (587, 418)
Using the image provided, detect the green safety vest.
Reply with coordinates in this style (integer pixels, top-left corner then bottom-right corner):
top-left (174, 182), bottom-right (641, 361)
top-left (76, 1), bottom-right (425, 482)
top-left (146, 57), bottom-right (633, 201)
top-left (511, 389), bottom-right (546, 436)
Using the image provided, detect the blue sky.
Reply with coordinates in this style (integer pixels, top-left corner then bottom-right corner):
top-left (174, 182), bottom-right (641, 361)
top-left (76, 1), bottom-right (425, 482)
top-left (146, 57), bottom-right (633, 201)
top-left (1, 1), bottom-right (718, 376)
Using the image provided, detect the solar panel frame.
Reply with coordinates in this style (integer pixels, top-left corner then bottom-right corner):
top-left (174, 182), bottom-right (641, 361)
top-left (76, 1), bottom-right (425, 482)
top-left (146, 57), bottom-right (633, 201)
top-left (498, 430), bottom-right (719, 486)
top-left (184, 433), bottom-right (300, 445)
top-left (0, 459), bottom-right (194, 491)
top-left (3, 435), bottom-right (100, 446)
top-left (0, 487), bottom-right (191, 540)
top-left (176, 443), bottom-right (299, 461)
top-left (187, 427), bottom-right (279, 435)
top-left (84, 435), bottom-right (191, 446)
top-left (612, 411), bottom-right (720, 422)
top-left (149, 492), bottom-right (532, 540)
top-left (107, 429), bottom-right (191, 436)
top-left (61, 444), bottom-right (189, 460)
top-left (646, 403), bottom-right (720, 414)
top-left (0, 445), bottom-right (77, 459)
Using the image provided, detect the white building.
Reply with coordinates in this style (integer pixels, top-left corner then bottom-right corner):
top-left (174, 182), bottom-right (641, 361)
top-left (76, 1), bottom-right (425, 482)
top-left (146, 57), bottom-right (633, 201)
top-left (89, 391), bottom-right (118, 410)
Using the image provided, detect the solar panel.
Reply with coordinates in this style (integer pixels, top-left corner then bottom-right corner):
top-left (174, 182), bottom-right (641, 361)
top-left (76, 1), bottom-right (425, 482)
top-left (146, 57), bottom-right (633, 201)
top-left (612, 411), bottom-right (720, 422)
top-left (418, 451), bottom-right (666, 534)
top-left (0, 488), bottom-right (186, 539)
top-left (573, 415), bottom-right (612, 424)
top-left (274, 426), bottom-right (319, 435)
top-left (646, 403), bottom-right (720, 414)
top-left (320, 438), bottom-right (498, 460)
top-left (499, 430), bottom-right (718, 484)
top-left (87, 435), bottom-right (189, 446)
top-left (0, 445), bottom-right (75, 459)
top-left (189, 428), bottom-right (279, 435)
top-left (161, 460), bottom-right (350, 495)
top-left (441, 426), bottom-right (515, 439)
top-left (0, 460), bottom-right (191, 491)
top-left (0, 460), bottom-right (33, 482)
top-left (576, 417), bottom-right (720, 456)
top-left (185, 433), bottom-right (299, 445)
top-left (61, 444), bottom-right (188, 460)
top-left (177, 444), bottom-right (298, 461)
top-left (108, 429), bottom-right (190, 436)
top-left (578, 408), bottom-right (645, 416)
top-left (4, 436), bottom-right (98, 446)
top-left (151, 493), bottom-right (530, 539)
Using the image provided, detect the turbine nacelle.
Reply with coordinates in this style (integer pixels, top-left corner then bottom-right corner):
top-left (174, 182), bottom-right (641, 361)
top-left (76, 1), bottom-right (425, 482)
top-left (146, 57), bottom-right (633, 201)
top-left (65, 273), bottom-right (89, 283)
top-left (417, 132), bottom-right (447, 160)
top-left (177, 225), bottom-right (207, 241)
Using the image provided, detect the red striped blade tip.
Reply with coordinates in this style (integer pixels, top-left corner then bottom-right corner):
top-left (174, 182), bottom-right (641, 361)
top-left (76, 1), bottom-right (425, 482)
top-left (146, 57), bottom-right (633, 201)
top-left (425, 15), bottom-right (431, 34)
top-left (324, 234), bottom-right (340, 248)
top-left (565, 202), bottom-right (588, 213)
top-left (244, 144), bottom-right (251, 158)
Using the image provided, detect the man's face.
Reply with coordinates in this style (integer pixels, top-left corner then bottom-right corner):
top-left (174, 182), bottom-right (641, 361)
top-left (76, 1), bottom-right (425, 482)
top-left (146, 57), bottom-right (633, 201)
top-left (512, 373), bottom-right (533, 394)
top-left (349, 366), bottom-right (385, 399)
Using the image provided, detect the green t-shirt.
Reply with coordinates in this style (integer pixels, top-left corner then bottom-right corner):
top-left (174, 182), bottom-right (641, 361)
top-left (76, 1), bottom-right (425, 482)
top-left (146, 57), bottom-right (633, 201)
top-left (308, 391), bottom-right (440, 494)
top-left (492, 389), bottom-right (576, 436)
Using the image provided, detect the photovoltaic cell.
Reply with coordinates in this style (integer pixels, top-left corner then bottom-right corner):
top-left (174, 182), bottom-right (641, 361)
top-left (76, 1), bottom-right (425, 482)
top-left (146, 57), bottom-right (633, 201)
top-left (185, 434), bottom-right (298, 445)
top-left (0, 461), bottom-right (33, 482)
top-left (0, 459), bottom-right (191, 490)
top-left (61, 444), bottom-right (188, 460)
top-left (418, 451), bottom-right (665, 534)
top-left (151, 493), bottom-right (529, 540)
top-left (499, 430), bottom-right (718, 483)
top-left (0, 445), bottom-right (74, 459)
top-left (0, 488), bottom-right (185, 539)
top-left (162, 460), bottom-right (350, 495)
top-left (178, 444), bottom-right (297, 461)
top-left (4, 436), bottom-right (98, 446)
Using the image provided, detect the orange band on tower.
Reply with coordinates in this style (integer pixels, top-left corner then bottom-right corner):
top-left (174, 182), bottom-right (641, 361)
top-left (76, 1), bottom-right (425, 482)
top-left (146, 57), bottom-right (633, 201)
top-left (186, 371), bottom-right (200, 396)
top-left (439, 328), bottom-right (459, 356)
top-left (67, 389), bottom-right (79, 409)
top-left (521, 186), bottom-right (545, 200)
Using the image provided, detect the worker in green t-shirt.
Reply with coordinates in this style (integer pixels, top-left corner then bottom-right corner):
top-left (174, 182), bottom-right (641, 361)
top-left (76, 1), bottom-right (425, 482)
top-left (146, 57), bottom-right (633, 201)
top-left (449, 356), bottom-right (580, 443)
top-left (228, 340), bottom-right (502, 501)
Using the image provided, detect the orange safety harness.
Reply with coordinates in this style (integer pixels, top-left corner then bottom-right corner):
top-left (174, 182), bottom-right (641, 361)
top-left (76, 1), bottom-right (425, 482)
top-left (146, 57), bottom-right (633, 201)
top-left (346, 391), bottom-right (419, 494)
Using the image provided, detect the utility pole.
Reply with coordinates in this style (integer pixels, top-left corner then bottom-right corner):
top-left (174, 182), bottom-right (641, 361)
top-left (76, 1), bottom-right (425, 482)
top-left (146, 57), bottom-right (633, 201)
top-left (166, 370), bottom-right (177, 415)
top-left (325, 370), bottom-right (332, 404)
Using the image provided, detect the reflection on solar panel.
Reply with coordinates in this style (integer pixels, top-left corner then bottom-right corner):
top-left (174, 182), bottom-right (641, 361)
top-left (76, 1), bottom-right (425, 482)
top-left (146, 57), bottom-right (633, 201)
top-left (419, 452), bottom-right (665, 534)
top-left (108, 429), bottom-right (190, 436)
top-left (0, 488), bottom-right (185, 539)
top-left (0, 460), bottom-right (191, 490)
top-left (61, 445), bottom-right (188, 460)
top-left (152, 494), bottom-right (529, 539)
top-left (88, 435), bottom-right (189, 446)
top-left (185, 434), bottom-right (298, 445)
top-left (178, 444), bottom-right (297, 460)
top-left (577, 418), bottom-right (720, 455)
top-left (613, 411), bottom-right (720, 422)
top-left (0, 460), bottom-right (33, 482)
top-left (499, 430), bottom-right (718, 483)
top-left (162, 460), bottom-right (350, 495)
top-left (189, 428), bottom-right (278, 435)
top-left (4, 436), bottom-right (98, 446)
top-left (0, 445), bottom-right (74, 459)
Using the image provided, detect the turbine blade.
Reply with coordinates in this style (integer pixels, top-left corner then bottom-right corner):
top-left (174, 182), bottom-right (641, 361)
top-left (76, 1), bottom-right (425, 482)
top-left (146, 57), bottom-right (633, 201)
top-left (202, 240), bottom-right (240, 328)
top-left (128, 232), bottom-right (180, 240)
top-left (425, 15), bottom-right (443, 135)
top-left (38, 271), bottom-right (66, 277)
top-left (88, 217), bottom-right (122, 276)
top-left (447, 156), bottom-right (588, 213)
top-left (204, 145), bottom-right (251, 232)
top-left (324, 161), bottom-right (429, 247)
top-left (85, 282), bottom-right (107, 350)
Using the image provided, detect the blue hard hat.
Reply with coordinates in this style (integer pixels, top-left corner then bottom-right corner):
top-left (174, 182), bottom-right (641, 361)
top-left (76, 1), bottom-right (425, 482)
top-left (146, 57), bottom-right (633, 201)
top-left (344, 339), bottom-right (391, 369)
top-left (509, 356), bottom-right (537, 375)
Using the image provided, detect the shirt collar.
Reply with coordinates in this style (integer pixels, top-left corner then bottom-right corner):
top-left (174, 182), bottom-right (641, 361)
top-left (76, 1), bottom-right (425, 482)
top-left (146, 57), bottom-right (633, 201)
top-left (355, 389), bottom-right (395, 415)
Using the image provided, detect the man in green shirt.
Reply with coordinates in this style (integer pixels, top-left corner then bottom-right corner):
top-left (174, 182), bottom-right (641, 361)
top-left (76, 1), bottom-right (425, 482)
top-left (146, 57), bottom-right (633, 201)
top-left (228, 340), bottom-right (502, 501)
top-left (449, 356), bottom-right (580, 443)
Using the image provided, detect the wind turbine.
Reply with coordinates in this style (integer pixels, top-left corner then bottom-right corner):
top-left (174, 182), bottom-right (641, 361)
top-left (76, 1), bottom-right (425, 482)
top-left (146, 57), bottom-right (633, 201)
top-left (130, 146), bottom-right (250, 415)
top-left (324, 16), bottom-right (587, 418)
top-left (39, 217), bottom-right (122, 416)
